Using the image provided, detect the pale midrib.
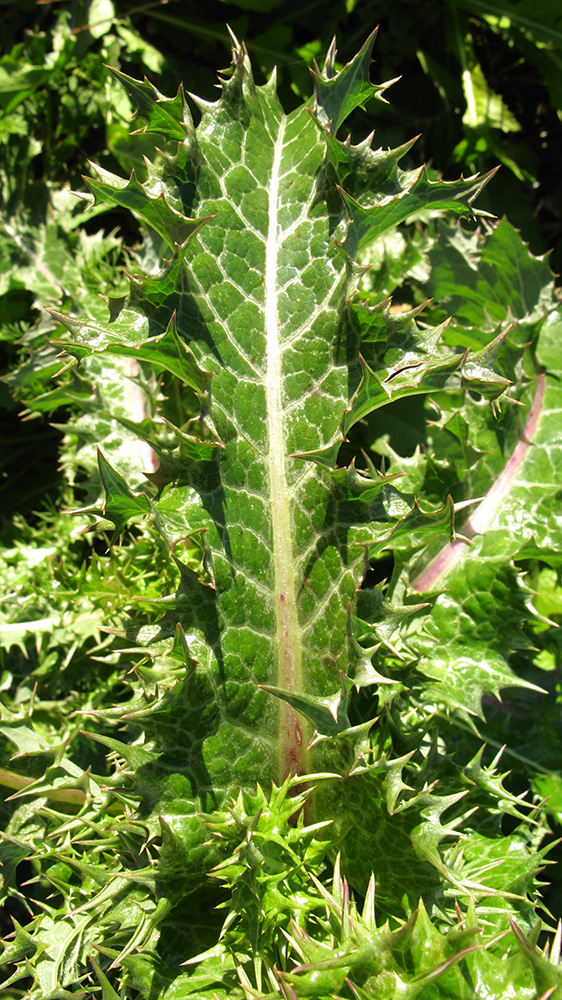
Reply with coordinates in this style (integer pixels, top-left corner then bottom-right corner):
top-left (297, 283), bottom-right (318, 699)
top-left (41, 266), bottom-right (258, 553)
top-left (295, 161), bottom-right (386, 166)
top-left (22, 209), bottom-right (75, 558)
top-left (265, 121), bottom-right (307, 778)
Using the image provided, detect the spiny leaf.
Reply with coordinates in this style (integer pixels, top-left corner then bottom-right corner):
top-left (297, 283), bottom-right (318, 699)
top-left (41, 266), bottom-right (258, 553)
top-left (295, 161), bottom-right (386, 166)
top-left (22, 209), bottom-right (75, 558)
top-left (425, 218), bottom-right (558, 329)
top-left (312, 30), bottom-right (393, 134)
top-left (85, 164), bottom-right (208, 250)
top-left (80, 448), bottom-right (151, 539)
top-left (108, 69), bottom-right (191, 141)
top-left (340, 168), bottom-right (496, 258)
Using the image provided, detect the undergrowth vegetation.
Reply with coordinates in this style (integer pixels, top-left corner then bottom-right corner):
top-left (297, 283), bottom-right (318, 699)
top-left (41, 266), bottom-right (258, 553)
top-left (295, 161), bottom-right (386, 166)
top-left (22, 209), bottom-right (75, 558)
top-left (1, 3), bottom-right (562, 998)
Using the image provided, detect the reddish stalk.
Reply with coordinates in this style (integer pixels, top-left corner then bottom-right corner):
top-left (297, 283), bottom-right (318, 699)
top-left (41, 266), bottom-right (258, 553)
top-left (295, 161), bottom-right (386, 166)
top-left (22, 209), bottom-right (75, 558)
top-left (412, 373), bottom-right (545, 592)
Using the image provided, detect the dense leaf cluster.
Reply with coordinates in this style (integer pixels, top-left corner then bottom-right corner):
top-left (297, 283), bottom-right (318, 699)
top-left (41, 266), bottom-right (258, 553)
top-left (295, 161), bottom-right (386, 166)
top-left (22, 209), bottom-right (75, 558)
top-left (1, 7), bottom-right (562, 1000)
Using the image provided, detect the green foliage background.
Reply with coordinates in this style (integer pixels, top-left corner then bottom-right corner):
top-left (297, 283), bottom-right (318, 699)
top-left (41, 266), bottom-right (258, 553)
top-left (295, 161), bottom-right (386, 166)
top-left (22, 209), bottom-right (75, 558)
top-left (1, 1), bottom-right (562, 998)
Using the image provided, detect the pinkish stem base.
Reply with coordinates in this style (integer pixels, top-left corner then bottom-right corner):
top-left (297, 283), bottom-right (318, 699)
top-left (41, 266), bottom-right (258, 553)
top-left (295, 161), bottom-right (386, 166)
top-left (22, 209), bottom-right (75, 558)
top-left (412, 374), bottom-right (545, 592)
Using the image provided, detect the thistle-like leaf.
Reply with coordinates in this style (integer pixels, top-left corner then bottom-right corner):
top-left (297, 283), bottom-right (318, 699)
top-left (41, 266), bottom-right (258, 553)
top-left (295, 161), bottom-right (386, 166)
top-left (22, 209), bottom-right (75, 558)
top-left (52, 33), bottom-right (512, 805)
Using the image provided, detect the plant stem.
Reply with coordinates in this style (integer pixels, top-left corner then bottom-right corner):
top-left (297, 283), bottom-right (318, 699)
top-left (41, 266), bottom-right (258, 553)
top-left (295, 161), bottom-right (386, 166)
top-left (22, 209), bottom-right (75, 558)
top-left (412, 373), bottom-right (545, 591)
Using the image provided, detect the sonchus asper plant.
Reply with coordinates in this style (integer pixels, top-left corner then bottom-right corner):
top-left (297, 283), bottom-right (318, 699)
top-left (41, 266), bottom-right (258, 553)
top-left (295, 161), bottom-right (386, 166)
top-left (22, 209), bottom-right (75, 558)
top-left (2, 29), bottom-right (562, 1000)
